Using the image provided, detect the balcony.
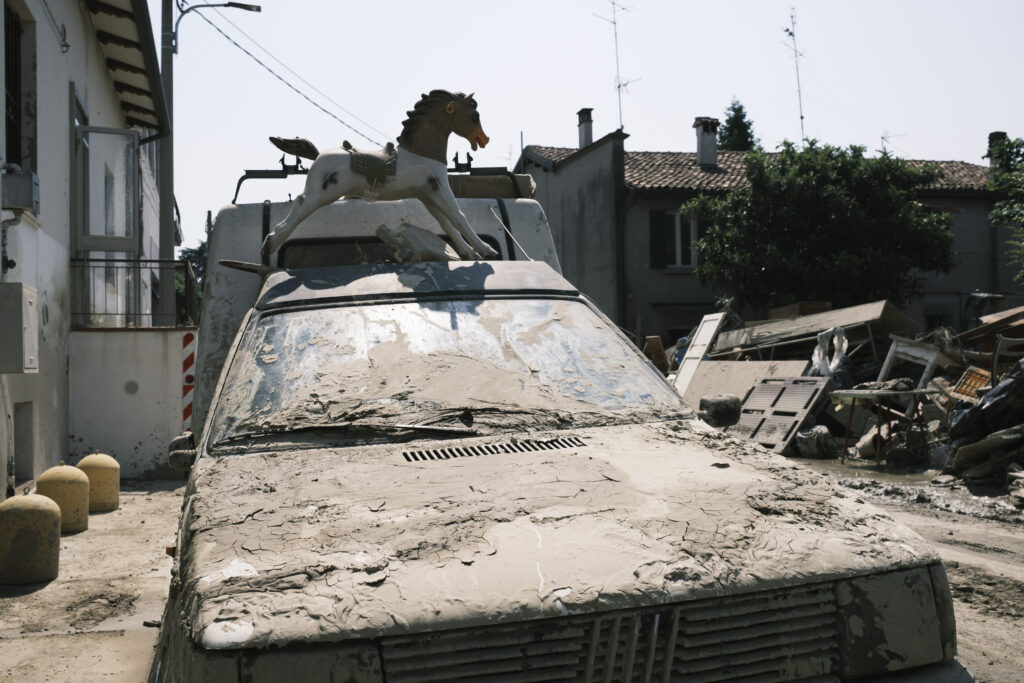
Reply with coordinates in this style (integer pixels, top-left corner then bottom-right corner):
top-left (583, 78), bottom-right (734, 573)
top-left (71, 258), bottom-right (198, 328)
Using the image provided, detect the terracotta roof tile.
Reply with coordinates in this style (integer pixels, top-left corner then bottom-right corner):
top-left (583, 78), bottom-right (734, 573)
top-left (624, 150), bottom-right (749, 192)
top-left (523, 146), bottom-right (992, 195)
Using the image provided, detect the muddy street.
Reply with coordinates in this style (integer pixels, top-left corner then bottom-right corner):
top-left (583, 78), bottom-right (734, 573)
top-left (0, 481), bottom-right (184, 682)
top-left (2, 464), bottom-right (1022, 681)
top-left (799, 458), bottom-right (1024, 682)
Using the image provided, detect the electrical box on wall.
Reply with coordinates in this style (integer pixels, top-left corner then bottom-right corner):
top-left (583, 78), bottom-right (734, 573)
top-left (0, 283), bottom-right (38, 373)
top-left (1, 169), bottom-right (40, 214)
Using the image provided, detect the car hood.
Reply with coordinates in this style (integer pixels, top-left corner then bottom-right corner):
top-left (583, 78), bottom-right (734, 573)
top-left (177, 420), bottom-right (936, 650)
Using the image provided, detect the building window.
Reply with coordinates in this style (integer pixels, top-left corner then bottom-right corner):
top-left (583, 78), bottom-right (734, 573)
top-left (4, 2), bottom-right (35, 172)
top-left (650, 210), bottom-right (703, 269)
top-left (5, 4), bottom-right (22, 165)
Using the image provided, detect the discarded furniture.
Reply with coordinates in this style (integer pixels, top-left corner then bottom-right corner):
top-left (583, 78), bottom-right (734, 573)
top-left (710, 300), bottom-right (918, 362)
top-left (876, 335), bottom-right (961, 390)
top-left (956, 304), bottom-right (1024, 347)
top-left (730, 377), bottom-right (832, 453)
top-left (642, 335), bottom-right (669, 374)
top-left (949, 366), bottom-right (991, 403)
top-left (831, 389), bottom-right (937, 463)
top-left (992, 334), bottom-right (1024, 385)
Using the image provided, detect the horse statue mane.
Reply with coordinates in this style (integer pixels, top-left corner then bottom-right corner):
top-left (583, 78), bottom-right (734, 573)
top-left (397, 90), bottom-right (477, 150)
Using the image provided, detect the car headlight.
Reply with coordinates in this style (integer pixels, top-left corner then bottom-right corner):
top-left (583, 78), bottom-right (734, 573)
top-left (835, 564), bottom-right (957, 678)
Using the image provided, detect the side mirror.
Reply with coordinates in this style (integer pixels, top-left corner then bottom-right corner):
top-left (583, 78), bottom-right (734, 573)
top-left (168, 431), bottom-right (197, 472)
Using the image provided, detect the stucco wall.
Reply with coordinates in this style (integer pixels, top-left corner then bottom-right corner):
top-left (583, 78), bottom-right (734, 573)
top-left (623, 196), bottom-right (718, 343)
top-left (68, 329), bottom-right (192, 478)
top-left (1, 0), bottom-right (162, 493)
top-left (909, 196), bottom-right (1024, 328)
top-left (526, 141), bottom-right (620, 320)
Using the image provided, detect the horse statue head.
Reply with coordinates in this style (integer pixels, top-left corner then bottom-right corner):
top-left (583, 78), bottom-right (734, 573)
top-left (397, 90), bottom-right (489, 162)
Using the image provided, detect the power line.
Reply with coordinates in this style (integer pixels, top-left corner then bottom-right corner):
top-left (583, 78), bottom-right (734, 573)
top-left (190, 11), bottom-right (382, 146)
top-left (207, 7), bottom-right (391, 142)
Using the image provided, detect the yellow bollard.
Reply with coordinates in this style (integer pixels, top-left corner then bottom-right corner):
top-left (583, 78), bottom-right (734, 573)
top-left (0, 494), bottom-right (61, 584)
top-left (36, 463), bottom-right (90, 533)
top-left (76, 453), bottom-right (120, 512)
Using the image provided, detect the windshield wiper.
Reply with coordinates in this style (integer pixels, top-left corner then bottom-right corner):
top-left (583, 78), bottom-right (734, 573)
top-left (212, 421), bottom-right (477, 449)
top-left (393, 422), bottom-right (478, 435)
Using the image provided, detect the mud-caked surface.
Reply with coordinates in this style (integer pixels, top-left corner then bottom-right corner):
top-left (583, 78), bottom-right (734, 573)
top-left (0, 481), bottom-right (184, 682)
top-left (172, 419), bottom-right (938, 654)
top-left (798, 457), bottom-right (1024, 682)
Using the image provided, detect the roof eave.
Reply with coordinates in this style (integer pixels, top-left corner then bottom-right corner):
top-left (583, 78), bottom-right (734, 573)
top-left (129, 0), bottom-right (170, 137)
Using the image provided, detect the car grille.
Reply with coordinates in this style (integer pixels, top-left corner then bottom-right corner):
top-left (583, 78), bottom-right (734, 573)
top-left (402, 436), bottom-right (587, 463)
top-left (381, 582), bottom-right (839, 682)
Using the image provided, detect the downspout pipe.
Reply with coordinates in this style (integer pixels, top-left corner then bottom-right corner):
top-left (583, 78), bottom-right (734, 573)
top-left (1, 163), bottom-right (26, 281)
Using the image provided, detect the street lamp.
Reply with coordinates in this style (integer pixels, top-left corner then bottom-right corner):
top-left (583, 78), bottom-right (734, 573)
top-left (172, 3), bottom-right (261, 53)
top-left (158, 0), bottom-right (260, 325)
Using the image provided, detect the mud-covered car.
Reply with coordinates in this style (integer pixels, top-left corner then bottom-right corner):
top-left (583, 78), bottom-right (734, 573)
top-left (152, 260), bottom-right (970, 682)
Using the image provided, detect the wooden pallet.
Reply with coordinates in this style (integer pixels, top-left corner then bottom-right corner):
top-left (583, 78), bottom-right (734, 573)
top-left (730, 377), bottom-right (833, 453)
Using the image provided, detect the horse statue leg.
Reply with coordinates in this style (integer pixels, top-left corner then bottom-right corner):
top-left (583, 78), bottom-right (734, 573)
top-left (262, 157), bottom-right (349, 260)
top-left (421, 180), bottom-right (499, 259)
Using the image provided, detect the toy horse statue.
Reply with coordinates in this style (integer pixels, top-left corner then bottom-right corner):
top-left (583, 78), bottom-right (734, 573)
top-left (262, 90), bottom-right (498, 260)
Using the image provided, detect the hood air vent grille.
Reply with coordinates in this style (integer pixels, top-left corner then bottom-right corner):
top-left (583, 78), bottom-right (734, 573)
top-left (402, 436), bottom-right (586, 463)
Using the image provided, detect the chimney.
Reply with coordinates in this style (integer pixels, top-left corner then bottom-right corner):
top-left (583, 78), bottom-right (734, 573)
top-left (989, 131), bottom-right (1008, 167)
top-left (578, 108), bottom-right (594, 148)
top-left (693, 117), bottom-right (720, 167)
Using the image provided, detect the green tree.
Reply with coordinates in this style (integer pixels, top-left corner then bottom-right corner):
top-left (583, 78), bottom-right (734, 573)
top-left (179, 239), bottom-right (209, 290)
top-left (176, 239), bottom-right (208, 323)
top-left (717, 99), bottom-right (760, 152)
top-left (987, 136), bottom-right (1024, 283)
top-left (683, 141), bottom-right (955, 310)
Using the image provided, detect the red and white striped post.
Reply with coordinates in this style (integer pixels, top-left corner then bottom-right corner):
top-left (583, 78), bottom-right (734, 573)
top-left (182, 331), bottom-right (196, 434)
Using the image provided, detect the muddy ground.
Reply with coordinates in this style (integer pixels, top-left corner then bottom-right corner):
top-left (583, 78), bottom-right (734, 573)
top-left (1, 465), bottom-right (1022, 681)
top-left (798, 457), bottom-right (1024, 683)
top-left (0, 481), bottom-right (184, 682)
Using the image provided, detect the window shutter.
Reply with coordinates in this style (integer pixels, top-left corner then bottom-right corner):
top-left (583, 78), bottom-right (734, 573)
top-left (649, 210), bottom-right (675, 268)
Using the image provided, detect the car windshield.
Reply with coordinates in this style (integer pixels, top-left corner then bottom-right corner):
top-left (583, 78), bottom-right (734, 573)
top-left (208, 297), bottom-right (687, 450)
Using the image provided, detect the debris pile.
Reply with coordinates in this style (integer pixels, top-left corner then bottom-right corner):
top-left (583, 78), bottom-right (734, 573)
top-left (663, 301), bottom-right (1024, 506)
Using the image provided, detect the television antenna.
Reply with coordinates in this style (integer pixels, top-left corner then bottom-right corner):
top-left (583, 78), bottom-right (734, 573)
top-left (594, 0), bottom-right (640, 130)
top-left (782, 7), bottom-right (806, 143)
top-left (880, 131), bottom-right (908, 153)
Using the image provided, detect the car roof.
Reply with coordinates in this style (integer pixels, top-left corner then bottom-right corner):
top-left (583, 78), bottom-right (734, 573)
top-left (255, 260), bottom-right (579, 311)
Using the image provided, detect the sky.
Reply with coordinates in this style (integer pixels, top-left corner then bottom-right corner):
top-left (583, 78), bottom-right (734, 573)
top-left (148, 0), bottom-right (1024, 249)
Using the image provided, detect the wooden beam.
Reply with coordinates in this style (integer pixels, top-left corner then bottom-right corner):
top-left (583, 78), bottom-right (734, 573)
top-left (120, 101), bottom-right (156, 117)
top-left (113, 80), bottom-right (150, 97)
top-left (96, 30), bottom-right (141, 51)
top-left (85, 0), bottom-right (134, 20)
top-left (106, 58), bottom-right (146, 76)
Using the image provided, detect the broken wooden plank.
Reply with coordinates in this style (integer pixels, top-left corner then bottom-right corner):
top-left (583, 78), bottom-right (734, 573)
top-left (681, 360), bottom-right (810, 409)
top-left (673, 312), bottom-right (727, 397)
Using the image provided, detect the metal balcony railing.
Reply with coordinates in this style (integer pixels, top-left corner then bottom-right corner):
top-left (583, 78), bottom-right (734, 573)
top-left (70, 258), bottom-right (198, 328)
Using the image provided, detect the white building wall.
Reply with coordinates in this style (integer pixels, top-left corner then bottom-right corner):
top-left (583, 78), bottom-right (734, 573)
top-left (68, 329), bottom-right (193, 477)
top-left (1, 0), bottom-right (164, 494)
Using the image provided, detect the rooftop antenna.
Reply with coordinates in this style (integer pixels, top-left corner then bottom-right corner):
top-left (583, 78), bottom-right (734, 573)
top-left (594, 0), bottom-right (639, 130)
top-left (783, 7), bottom-right (806, 143)
top-left (880, 130), bottom-right (908, 153)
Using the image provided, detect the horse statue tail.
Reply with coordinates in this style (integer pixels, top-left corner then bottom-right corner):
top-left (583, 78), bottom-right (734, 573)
top-left (269, 136), bottom-right (320, 161)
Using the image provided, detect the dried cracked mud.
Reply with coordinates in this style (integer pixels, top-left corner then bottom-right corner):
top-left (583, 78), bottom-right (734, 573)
top-left (799, 458), bottom-right (1024, 682)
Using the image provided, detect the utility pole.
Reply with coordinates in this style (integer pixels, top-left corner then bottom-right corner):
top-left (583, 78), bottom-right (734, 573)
top-left (158, 0), bottom-right (175, 326)
top-left (783, 7), bottom-right (805, 143)
top-left (158, 1), bottom-right (260, 325)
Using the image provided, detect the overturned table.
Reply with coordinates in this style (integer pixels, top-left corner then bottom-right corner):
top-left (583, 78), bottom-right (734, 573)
top-left (830, 388), bottom-right (938, 463)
